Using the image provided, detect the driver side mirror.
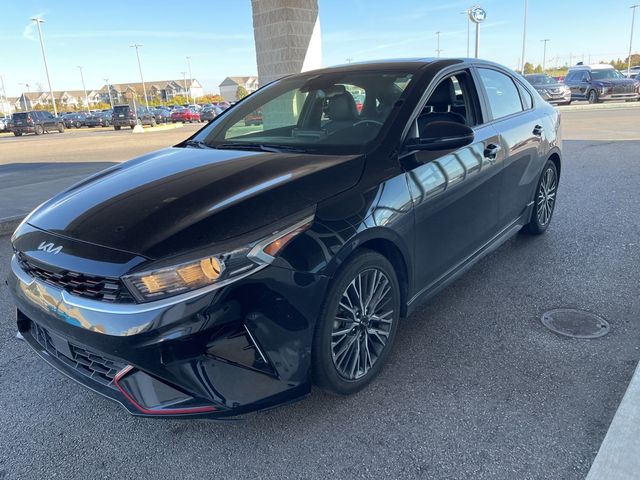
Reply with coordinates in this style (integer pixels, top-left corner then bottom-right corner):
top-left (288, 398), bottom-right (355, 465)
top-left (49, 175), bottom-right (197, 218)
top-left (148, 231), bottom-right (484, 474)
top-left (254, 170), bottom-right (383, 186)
top-left (405, 120), bottom-right (474, 152)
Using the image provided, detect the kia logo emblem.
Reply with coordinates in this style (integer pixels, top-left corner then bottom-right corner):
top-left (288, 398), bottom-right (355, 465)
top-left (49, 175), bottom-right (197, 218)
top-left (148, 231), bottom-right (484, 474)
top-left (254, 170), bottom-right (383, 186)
top-left (37, 241), bottom-right (63, 255)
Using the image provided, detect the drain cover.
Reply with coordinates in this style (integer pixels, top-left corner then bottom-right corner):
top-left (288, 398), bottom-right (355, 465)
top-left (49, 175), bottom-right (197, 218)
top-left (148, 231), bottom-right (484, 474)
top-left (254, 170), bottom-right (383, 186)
top-left (541, 309), bottom-right (609, 339)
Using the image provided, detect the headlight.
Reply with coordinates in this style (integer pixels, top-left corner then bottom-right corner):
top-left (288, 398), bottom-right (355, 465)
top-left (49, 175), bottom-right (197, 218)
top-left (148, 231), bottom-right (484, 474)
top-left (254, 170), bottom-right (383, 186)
top-left (122, 213), bottom-right (314, 302)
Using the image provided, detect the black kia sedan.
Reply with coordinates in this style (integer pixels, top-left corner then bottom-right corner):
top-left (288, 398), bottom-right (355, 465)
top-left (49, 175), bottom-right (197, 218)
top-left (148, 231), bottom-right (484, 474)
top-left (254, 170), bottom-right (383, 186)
top-left (9, 58), bottom-right (561, 418)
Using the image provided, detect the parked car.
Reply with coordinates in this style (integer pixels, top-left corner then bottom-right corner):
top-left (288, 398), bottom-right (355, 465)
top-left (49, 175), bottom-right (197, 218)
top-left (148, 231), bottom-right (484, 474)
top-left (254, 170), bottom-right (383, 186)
top-left (524, 74), bottom-right (571, 105)
top-left (10, 110), bottom-right (65, 136)
top-left (200, 106), bottom-right (220, 122)
top-left (152, 107), bottom-right (171, 124)
top-left (243, 109), bottom-right (262, 126)
top-left (0, 115), bottom-right (10, 132)
top-left (622, 66), bottom-right (640, 78)
top-left (564, 64), bottom-right (640, 103)
top-left (171, 107), bottom-right (201, 123)
top-left (112, 105), bottom-right (156, 130)
top-left (84, 111), bottom-right (112, 128)
top-left (62, 112), bottom-right (88, 128)
top-left (8, 58), bottom-right (561, 418)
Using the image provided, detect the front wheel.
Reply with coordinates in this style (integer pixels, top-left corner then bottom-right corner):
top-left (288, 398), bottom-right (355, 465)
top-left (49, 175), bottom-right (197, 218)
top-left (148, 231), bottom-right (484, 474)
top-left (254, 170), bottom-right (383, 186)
top-left (587, 90), bottom-right (599, 104)
top-left (312, 250), bottom-right (401, 395)
top-left (150, 118), bottom-right (157, 127)
top-left (114, 125), bottom-right (121, 131)
top-left (522, 160), bottom-right (558, 235)
top-left (57, 124), bottom-right (64, 133)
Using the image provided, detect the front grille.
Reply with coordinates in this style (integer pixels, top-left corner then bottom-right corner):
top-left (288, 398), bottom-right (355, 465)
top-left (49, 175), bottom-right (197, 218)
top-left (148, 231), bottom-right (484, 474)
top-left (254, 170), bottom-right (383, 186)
top-left (613, 84), bottom-right (634, 94)
top-left (16, 252), bottom-right (134, 303)
top-left (31, 321), bottom-right (125, 389)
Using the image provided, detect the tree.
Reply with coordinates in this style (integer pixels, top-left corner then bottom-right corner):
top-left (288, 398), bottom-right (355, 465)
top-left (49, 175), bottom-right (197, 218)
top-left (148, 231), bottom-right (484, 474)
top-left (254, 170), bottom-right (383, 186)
top-left (236, 85), bottom-right (248, 100)
top-left (534, 64), bottom-right (543, 73)
top-left (523, 62), bottom-right (535, 74)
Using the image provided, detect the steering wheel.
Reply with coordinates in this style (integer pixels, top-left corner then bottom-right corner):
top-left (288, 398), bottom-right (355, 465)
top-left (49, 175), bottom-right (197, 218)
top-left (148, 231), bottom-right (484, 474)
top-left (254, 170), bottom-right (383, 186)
top-left (352, 119), bottom-right (384, 127)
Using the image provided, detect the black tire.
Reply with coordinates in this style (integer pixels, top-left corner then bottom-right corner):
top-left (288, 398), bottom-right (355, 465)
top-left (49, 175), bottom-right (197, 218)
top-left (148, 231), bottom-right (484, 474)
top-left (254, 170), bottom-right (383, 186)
top-left (150, 118), bottom-right (157, 127)
top-left (13, 132), bottom-right (22, 136)
top-left (34, 124), bottom-right (43, 135)
top-left (75, 122), bottom-right (81, 128)
top-left (522, 160), bottom-right (558, 235)
top-left (57, 124), bottom-right (64, 133)
top-left (587, 89), bottom-right (599, 104)
top-left (114, 126), bottom-right (121, 131)
top-left (562, 101), bottom-right (572, 106)
top-left (312, 249), bottom-right (401, 395)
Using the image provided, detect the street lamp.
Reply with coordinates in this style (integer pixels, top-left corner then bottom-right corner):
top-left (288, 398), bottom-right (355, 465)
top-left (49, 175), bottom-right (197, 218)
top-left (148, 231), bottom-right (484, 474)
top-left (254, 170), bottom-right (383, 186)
top-left (181, 71), bottom-right (188, 102)
top-left (30, 17), bottom-right (57, 115)
top-left (435, 31), bottom-right (443, 57)
top-left (77, 66), bottom-right (90, 112)
top-left (186, 56), bottom-right (193, 104)
top-left (520, 0), bottom-right (528, 73)
top-left (18, 83), bottom-right (29, 111)
top-left (541, 38), bottom-right (551, 71)
top-left (130, 43), bottom-right (149, 109)
top-left (628, 5), bottom-right (640, 76)
top-left (104, 78), bottom-right (114, 109)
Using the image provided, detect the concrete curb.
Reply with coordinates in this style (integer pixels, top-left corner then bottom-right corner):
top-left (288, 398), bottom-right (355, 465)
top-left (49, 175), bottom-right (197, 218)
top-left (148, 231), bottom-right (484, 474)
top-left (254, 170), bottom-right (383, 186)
top-left (0, 215), bottom-right (25, 237)
top-left (557, 102), bottom-right (640, 112)
top-left (586, 360), bottom-right (640, 479)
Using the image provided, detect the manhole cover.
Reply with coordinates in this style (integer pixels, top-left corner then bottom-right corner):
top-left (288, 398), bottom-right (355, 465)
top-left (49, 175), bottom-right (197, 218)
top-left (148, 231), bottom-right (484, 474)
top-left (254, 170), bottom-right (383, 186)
top-left (541, 309), bottom-right (609, 339)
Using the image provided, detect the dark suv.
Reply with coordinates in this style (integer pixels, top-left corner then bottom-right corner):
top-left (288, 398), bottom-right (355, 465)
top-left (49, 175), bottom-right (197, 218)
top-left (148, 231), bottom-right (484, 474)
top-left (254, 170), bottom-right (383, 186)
top-left (564, 65), bottom-right (640, 103)
top-left (111, 105), bottom-right (157, 130)
top-left (10, 111), bottom-right (65, 136)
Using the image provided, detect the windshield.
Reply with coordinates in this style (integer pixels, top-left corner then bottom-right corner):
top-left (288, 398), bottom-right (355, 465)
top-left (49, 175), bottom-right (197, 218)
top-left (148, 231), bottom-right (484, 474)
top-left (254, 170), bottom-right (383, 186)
top-left (591, 69), bottom-right (625, 80)
top-left (526, 74), bottom-right (556, 85)
top-left (197, 69), bottom-right (415, 154)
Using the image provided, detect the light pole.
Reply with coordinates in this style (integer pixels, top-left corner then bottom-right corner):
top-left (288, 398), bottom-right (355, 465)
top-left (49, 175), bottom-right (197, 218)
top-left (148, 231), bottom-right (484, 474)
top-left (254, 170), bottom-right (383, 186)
top-left (460, 11), bottom-right (470, 57)
top-left (628, 5), bottom-right (640, 75)
top-left (186, 56), bottom-right (194, 104)
top-left (77, 66), bottom-right (90, 112)
top-left (18, 83), bottom-right (29, 111)
top-left (541, 39), bottom-right (550, 71)
top-left (0, 74), bottom-right (7, 116)
top-left (181, 71), bottom-right (188, 102)
top-left (30, 17), bottom-right (57, 115)
top-left (130, 43), bottom-right (149, 109)
top-left (520, 0), bottom-right (528, 73)
top-left (104, 78), bottom-right (114, 109)
top-left (435, 31), bottom-right (443, 57)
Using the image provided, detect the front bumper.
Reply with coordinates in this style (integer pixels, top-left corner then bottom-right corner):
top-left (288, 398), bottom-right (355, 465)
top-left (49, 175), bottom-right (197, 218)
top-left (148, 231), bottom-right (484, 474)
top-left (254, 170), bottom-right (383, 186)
top-left (9, 252), bottom-right (328, 418)
top-left (598, 92), bottom-right (639, 101)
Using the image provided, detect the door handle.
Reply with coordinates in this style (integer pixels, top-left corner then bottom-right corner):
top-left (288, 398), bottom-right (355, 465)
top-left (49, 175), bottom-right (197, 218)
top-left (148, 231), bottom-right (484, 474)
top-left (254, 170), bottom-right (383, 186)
top-left (533, 124), bottom-right (543, 136)
top-left (483, 143), bottom-right (501, 161)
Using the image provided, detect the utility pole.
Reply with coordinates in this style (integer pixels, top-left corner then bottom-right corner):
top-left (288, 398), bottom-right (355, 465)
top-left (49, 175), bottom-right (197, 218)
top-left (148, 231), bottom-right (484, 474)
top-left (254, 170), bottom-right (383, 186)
top-left (77, 66), bottom-right (90, 112)
top-left (0, 74), bottom-right (7, 116)
top-left (186, 56), bottom-right (194, 104)
top-left (628, 5), bottom-right (640, 75)
top-left (31, 17), bottom-right (57, 115)
top-left (345, 57), bottom-right (353, 63)
top-left (520, 0), bottom-right (528, 73)
top-left (541, 39), bottom-right (550, 71)
top-left (435, 31), bottom-right (443, 57)
top-left (104, 78), bottom-right (114, 109)
top-left (130, 43), bottom-right (149, 108)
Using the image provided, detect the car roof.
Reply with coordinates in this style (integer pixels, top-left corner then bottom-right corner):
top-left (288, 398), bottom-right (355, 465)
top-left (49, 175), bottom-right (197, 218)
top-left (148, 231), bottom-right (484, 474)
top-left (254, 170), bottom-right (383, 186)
top-left (568, 64), bottom-right (614, 71)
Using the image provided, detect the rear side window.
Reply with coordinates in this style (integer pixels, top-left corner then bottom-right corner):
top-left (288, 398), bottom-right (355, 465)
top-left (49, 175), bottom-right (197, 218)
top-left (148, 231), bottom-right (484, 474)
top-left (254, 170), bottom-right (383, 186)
top-left (517, 82), bottom-right (533, 109)
top-left (478, 68), bottom-right (523, 120)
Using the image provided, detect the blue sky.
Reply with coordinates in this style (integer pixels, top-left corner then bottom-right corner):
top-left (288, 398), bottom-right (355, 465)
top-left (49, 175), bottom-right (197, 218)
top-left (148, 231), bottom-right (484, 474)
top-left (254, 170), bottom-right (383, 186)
top-left (0, 0), bottom-right (638, 97)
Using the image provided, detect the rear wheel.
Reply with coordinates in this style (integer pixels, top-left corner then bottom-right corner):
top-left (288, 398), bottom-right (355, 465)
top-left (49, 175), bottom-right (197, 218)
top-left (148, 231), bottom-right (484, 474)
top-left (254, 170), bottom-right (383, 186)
top-left (114, 125), bottom-right (121, 131)
top-left (13, 132), bottom-right (22, 136)
top-left (312, 250), bottom-right (401, 395)
top-left (34, 124), bottom-right (44, 135)
top-left (522, 160), bottom-right (558, 235)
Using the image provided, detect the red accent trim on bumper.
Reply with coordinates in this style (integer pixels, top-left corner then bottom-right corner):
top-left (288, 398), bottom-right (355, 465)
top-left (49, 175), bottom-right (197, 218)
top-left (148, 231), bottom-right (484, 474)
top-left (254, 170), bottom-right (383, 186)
top-left (114, 365), bottom-right (216, 415)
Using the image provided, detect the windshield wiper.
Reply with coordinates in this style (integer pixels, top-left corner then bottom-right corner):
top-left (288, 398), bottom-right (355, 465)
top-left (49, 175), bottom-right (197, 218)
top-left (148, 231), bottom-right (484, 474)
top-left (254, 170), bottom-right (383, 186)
top-left (184, 139), bottom-right (213, 149)
top-left (215, 142), bottom-right (306, 153)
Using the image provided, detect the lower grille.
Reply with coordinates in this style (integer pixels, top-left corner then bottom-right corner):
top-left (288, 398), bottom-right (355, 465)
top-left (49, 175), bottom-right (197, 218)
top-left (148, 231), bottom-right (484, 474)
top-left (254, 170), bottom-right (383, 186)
top-left (31, 322), bottom-right (125, 389)
top-left (16, 252), bottom-right (134, 303)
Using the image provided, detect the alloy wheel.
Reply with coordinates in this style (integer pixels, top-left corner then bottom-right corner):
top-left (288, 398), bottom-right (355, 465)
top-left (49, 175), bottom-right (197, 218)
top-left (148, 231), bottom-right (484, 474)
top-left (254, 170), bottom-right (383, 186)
top-left (331, 268), bottom-right (394, 380)
top-left (536, 166), bottom-right (557, 226)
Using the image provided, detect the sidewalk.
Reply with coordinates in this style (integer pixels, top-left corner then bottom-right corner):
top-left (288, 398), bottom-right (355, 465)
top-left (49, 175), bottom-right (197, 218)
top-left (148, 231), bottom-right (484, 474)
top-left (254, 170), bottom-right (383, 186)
top-left (0, 162), bottom-right (114, 235)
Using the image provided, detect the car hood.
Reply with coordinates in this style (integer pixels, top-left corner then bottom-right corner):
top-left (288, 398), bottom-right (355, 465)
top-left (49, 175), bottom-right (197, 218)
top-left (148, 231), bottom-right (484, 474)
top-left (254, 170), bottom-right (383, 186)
top-left (597, 78), bottom-right (636, 86)
top-left (27, 147), bottom-right (364, 259)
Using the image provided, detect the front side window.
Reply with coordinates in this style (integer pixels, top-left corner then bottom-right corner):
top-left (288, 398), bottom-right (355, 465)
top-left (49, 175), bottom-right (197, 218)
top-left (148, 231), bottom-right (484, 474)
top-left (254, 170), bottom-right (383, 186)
top-left (200, 70), bottom-right (415, 154)
top-left (478, 68), bottom-right (523, 120)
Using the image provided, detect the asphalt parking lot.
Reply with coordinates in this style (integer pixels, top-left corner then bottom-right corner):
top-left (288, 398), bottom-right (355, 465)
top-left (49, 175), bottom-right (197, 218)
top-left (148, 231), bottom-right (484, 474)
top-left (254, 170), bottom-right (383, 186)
top-left (0, 108), bottom-right (639, 479)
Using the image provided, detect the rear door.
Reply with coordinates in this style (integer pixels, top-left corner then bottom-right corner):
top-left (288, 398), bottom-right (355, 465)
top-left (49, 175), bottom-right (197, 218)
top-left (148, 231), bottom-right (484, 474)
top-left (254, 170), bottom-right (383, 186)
top-left (405, 69), bottom-right (504, 292)
top-left (475, 67), bottom-right (545, 227)
top-left (41, 111), bottom-right (56, 131)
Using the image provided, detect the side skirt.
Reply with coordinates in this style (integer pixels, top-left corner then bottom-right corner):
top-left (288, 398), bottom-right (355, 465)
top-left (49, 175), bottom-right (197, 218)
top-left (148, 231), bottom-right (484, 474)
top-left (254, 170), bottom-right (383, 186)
top-left (405, 209), bottom-right (531, 317)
